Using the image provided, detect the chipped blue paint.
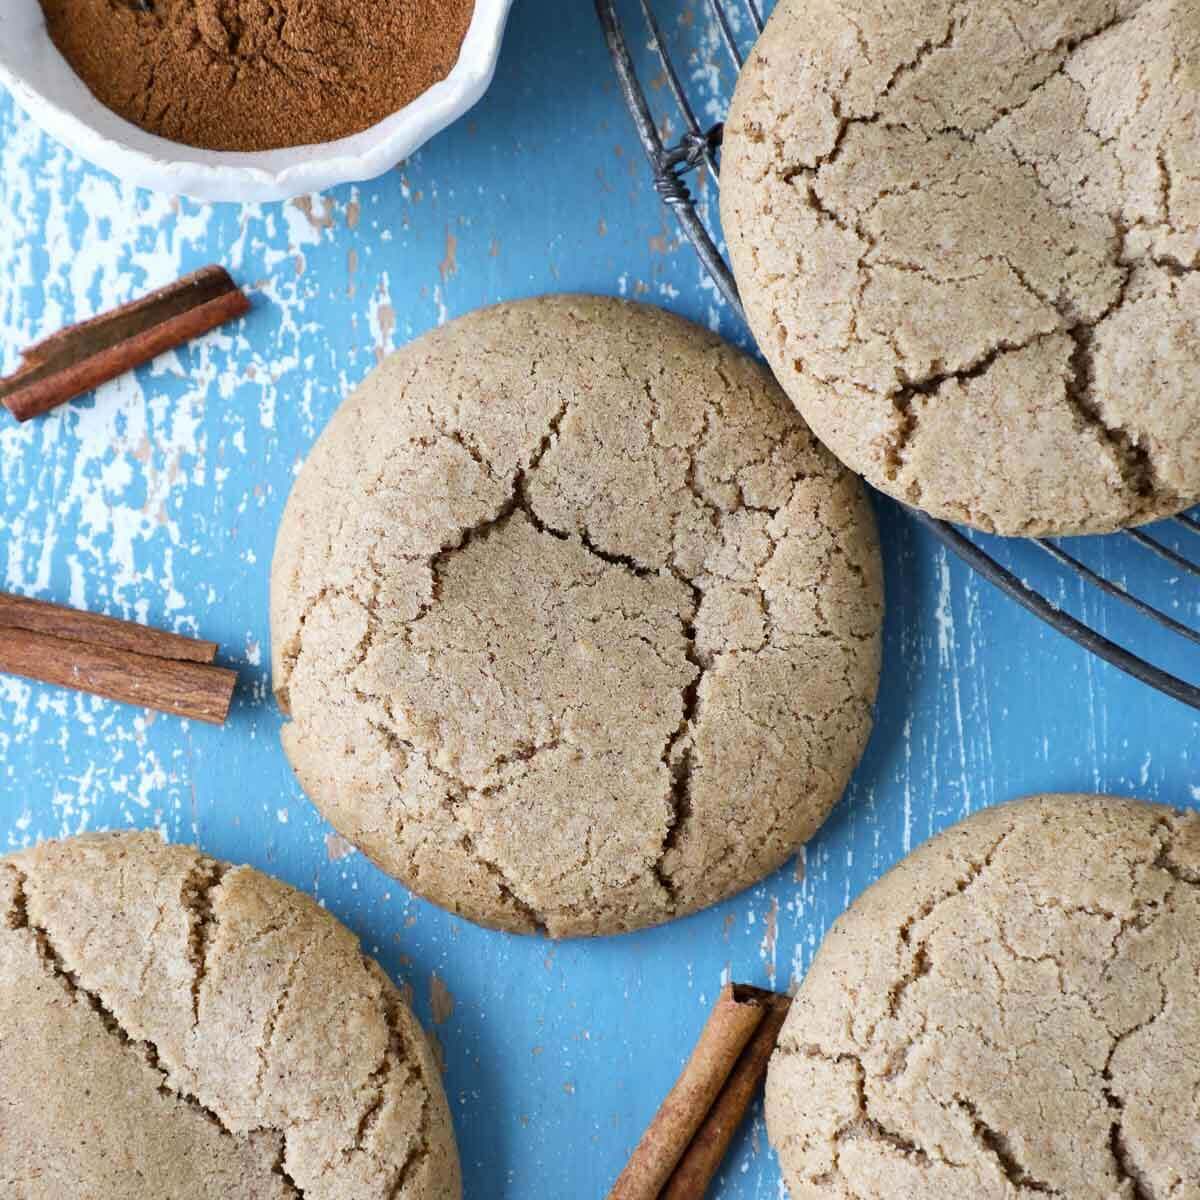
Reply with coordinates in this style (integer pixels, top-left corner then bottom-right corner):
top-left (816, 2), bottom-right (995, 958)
top-left (0, 2), bottom-right (1197, 1196)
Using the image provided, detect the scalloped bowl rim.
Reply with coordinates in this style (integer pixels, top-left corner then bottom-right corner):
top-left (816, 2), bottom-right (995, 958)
top-left (0, 0), bottom-right (514, 202)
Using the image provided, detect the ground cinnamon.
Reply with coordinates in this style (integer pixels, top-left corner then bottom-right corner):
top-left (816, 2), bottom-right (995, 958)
top-left (39, 0), bottom-right (476, 152)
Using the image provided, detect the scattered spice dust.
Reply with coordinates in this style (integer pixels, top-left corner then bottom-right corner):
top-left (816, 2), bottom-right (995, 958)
top-left (39, 0), bottom-right (476, 151)
top-left (430, 971), bottom-right (456, 1025)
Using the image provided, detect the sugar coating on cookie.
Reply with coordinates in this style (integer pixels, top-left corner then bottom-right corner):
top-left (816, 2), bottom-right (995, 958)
top-left (271, 296), bottom-right (883, 937)
top-left (0, 832), bottom-right (460, 1199)
top-left (722, 0), bottom-right (1200, 535)
top-left (767, 795), bottom-right (1200, 1197)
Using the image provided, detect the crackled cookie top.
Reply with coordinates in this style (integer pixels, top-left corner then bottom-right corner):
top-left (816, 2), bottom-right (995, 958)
top-left (767, 795), bottom-right (1200, 1198)
top-left (0, 833), bottom-right (459, 1200)
top-left (722, 0), bottom-right (1200, 535)
top-left (270, 296), bottom-right (883, 937)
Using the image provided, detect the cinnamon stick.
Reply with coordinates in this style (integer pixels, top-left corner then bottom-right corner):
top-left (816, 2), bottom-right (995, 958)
top-left (0, 266), bottom-right (250, 422)
top-left (607, 983), bottom-right (785, 1200)
top-left (661, 993), bottom-right (792, 1200)
top-left (0, 592), bottom-right (218, 664)
top-left (0, 594), bottom-right (236, 724)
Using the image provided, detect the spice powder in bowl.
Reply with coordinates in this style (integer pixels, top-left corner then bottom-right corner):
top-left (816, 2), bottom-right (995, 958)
top-left (38, 0), bottom-right (477, 152)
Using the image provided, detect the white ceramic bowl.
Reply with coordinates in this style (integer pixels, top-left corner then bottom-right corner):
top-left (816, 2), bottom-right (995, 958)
top-left (0, 0), bottom-right (514, 203)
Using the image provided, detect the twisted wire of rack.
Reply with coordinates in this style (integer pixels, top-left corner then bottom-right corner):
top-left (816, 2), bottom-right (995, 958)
top-left (596, 0), bottom-right (1200, 710)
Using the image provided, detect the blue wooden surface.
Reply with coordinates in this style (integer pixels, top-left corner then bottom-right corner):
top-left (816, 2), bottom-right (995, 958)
top-left (1, 2), bottom-right (1197, 1196)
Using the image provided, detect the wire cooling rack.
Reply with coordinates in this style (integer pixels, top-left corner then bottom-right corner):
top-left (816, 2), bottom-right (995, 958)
top-left (596, 0), bottom-right (1200, 709)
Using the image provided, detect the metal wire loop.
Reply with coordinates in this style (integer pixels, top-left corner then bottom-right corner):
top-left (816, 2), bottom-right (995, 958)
top-left (662, 125), bottom-right (724, 173)
top-left (655, 126), bottom-right (724, 206)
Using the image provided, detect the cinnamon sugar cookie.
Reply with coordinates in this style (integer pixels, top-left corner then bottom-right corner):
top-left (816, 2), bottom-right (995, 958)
top-left (0, 832), bottom-right (459, 1199)
top-left (722, 0), bottom-right (1200, 535)
top-left (271, 296), bottom-right (884, 937)
top-left (767, 795), bottom-right (1200, 1197)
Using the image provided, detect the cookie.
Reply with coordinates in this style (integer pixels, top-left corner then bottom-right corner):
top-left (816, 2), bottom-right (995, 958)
top-left (722, 0), bottom-right (1200, 535)
top-left (766, 794), bottom-right (1200, 1197)
top-left (271, 295), bottom-right (884, 937)
top-left (0, 832), bottom-right (460, 1199)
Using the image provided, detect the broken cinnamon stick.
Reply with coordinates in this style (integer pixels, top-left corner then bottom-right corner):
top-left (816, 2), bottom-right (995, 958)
top-left (0, 266), bottom-right (250, 422)
top-left (0, 593), bottom-right (236, 724)
top-left (661, 993), bottom-right (792, 1200)
top-left (608, 983), bottom-right (788, 1200)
